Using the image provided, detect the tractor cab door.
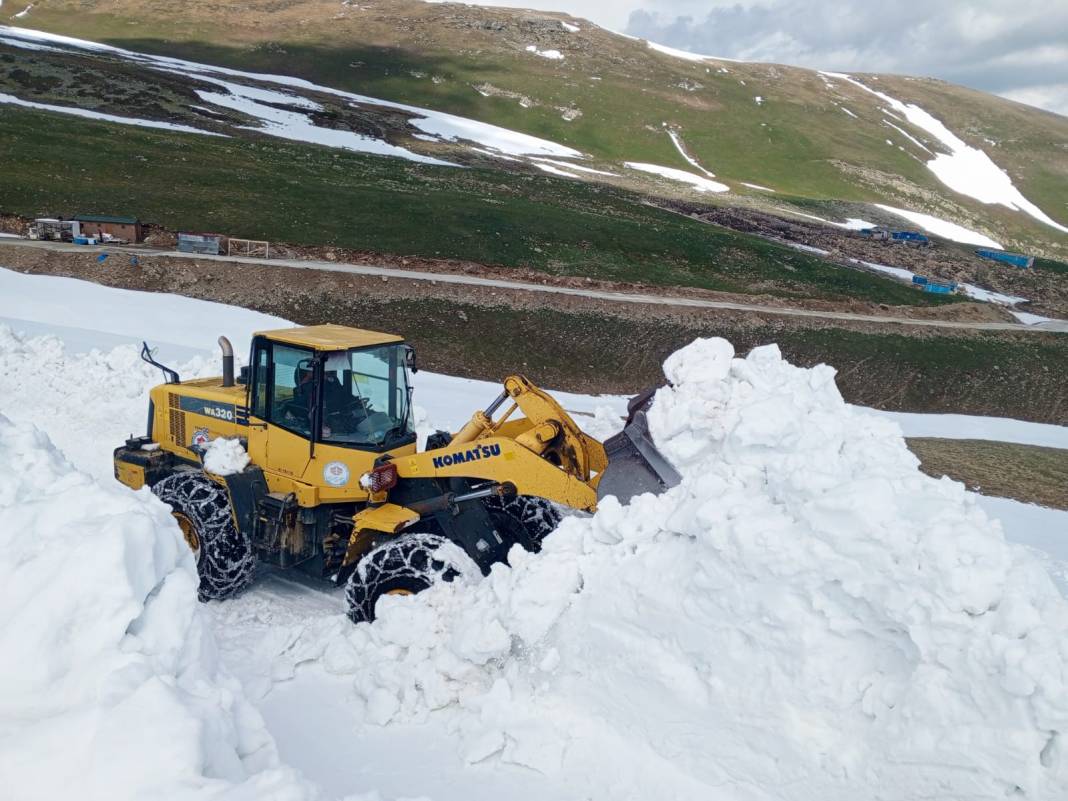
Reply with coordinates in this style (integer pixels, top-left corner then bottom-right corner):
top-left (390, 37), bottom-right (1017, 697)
top-left (247, 338), bottom-right (316, 481)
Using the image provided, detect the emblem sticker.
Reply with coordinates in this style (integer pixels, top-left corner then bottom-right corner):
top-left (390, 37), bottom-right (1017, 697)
top-left (191, 427), bottom-right (211, 449)
top-left (323, 461), bottom-right (350, 487)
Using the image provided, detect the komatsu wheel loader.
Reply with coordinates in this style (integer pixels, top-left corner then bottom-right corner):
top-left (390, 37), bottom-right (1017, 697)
top-left (113, 324), bottom-right (678, 622)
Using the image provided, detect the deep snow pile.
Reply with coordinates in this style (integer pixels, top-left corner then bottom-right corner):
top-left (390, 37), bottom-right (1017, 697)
top-left (0, 415), bottom-right (312, 801)
top-left (243, 338), bottom-right (1068, 799)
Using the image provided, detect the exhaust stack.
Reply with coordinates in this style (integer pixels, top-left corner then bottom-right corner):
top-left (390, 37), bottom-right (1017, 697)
top-left (219, 336), bottom-right (235, 387)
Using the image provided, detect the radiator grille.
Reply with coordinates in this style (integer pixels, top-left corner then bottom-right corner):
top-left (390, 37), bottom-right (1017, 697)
top-left (168, 393), bottom-right (186, 446)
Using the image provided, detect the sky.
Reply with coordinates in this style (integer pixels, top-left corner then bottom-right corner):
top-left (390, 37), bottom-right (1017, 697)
top-left (439, 0), bottom-right (1068, 117)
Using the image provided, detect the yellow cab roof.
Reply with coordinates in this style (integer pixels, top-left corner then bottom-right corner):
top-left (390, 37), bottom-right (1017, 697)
top-left (257, 324), bottom-right (404, 351)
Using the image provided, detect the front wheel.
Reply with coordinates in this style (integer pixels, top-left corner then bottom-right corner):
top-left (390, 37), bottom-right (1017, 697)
top-left (152, 471), bottom-right (255, 601)
top-left (345, 533), bottom-right (477, 623)
top-left (484, 494), bottom-right (563, 551)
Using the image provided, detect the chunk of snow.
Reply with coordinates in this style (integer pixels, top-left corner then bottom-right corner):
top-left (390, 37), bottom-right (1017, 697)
top-left (203, 437), bottom-right (251, 475)
top-left (822, 71), bottom-right (1068, 234)
top-left (885, 138), bottom-right (894, 145)
top-left (532, 162), bottom-right (580, 178)
top-left (754, 95), bottom-right (764, 105)
top-left (560, 21), bottom-right (580, 33)
top-left (741, 181), bottom-right (776, 192)
top-left (13, 3), bottom-right (31, 18)
top-left (525, 45), bottom-right (563, 60)
top-left (624, 162), bottom-right (729, 192)
top-left (0, 92), bottom-right (226, 136)
top-left (840, 106), bottom-right (858, 118)
top-left (873, 204), bottom-right (1003, 249)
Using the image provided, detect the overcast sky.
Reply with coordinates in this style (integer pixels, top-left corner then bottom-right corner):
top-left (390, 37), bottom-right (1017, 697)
top-left (451, 0), bottom-right (1068, 117)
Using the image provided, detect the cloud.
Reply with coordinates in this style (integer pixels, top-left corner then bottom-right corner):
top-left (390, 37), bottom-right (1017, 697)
top-left (624, 1), bottom-right (1068, 117)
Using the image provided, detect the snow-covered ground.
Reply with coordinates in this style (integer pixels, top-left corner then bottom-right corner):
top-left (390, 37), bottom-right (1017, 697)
top-left (2, 268), bottom-right (1067, 800)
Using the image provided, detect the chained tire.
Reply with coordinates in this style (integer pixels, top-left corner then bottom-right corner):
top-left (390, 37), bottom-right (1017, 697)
top-left (152, 471), bottom-right (255, 602)
top-left (345, 532), bottom-right (478, 623)
top-left (484, 494), bottom-right (563, 551)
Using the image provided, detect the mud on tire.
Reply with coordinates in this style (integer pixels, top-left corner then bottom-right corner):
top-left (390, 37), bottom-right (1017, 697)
top-left (484, 494), bottom-right (563, 551)
top-left (152, 471), bottom-right (255, 602)
top-left (346, 532), bottom-right (477, 624)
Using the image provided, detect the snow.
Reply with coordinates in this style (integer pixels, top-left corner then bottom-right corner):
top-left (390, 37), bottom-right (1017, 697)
top-left (840, 106), bottom-right (858, 118)
top-left (0, 415), bottom-right (312, 801)
top-left (884, 119), bottom-right (933, 153)
top-left (646, 40), bottom-right (743, 63)
top-left (822, 72), bottom-right (1068, 235)
top-left (0, 25), bottom-right (581, 160)
top-left (754, 95), bottom-right (764, 105)
top-left (559, 21), bottom-right (580, 33)
top-left (203, 437), bottom-right (251, 475)
top-left (0, 232), bottom-right (22, 238)
top-left (532, 161), bottom-right (579, 178)
top-left (531, 157), bottom-right (617, 176)
top-left (624, 161), bottom-right (729, 192)
top-left (1012, 310), bottom-right (1055, 326)
top-left (194, 83), bottom-right (453, 166)
top-left (12, 3), bottom-right (30, 18)
top-left (665, 128), bottom-right (716, 178)
top-left (874, 203), bottom-right (1004, 248)
top-left (872, 409), bottom-right (1068, 450)
top-left (5, 270), bottom-right (1068, 800)
top-left (524, 45), bottom-right (563, 60)
top-left (783, 209), bottom-right (876, 230)
top-left (741, 181), bottom-right (776, 192)
top-left (0, 92), bottom-right (226, 136)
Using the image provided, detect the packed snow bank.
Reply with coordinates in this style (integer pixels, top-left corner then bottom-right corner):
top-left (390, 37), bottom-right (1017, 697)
top-left (239, 338), bottom-right (1068, 799)
top-left (0, 415), bottom-right (311, 801)
top-left (874, 203), bottom-right (1004, 248)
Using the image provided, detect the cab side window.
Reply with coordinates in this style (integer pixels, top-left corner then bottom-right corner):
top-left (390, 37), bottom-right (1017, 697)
top-left (270, 344), bottom-right (315, 437)
top-left (250, 344), bottom-right (269, 419)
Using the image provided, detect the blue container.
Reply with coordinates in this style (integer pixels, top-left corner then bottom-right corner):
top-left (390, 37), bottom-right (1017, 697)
top-left (73, 236), bottom-right (89, 245)
top-left (923, 283), bottom-right (955, 294)
top-left (975, 249), bottom-right (1034, 269)
top-left (912, 275), bottom-right (929, 285)
top-left (892, 231), bottom-right (930, 243)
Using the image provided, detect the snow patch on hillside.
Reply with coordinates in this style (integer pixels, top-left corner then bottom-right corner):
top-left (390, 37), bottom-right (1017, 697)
top-left (824, 72), bottom-right (1068, 234)
top-left (624, 161), bottom-right (729, 192)
top-left (525, 45), bottom-right (563, 60)
top-left (874, 203), bottom-right (1003, 248)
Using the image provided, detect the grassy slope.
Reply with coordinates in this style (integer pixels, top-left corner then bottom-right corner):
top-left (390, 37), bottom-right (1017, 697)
top-left (0, 104), bottom-right (956, 306)
top-left (9, 0), bottom-right (1067, 257)
top-left (909, 438), bottom-right (1068, 510)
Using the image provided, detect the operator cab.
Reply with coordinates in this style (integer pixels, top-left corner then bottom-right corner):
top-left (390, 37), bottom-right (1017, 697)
top-left (249, 324), bottom-right (417, 451)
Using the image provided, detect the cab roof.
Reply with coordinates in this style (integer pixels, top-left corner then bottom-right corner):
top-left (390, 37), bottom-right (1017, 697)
top-left (257, 324), bottom-right (404, 351)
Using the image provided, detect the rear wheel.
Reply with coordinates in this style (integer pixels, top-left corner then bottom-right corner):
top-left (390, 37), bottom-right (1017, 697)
top-left (345, 532), bottom-right (477, 623)
top-left (152, 471), bottom-right (255, 602)
top-left (484, 494), bottom-right (563, 551)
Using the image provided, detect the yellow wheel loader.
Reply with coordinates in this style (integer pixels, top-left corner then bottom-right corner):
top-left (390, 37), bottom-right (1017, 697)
top-left (113, 324), bottom-right (678, 622)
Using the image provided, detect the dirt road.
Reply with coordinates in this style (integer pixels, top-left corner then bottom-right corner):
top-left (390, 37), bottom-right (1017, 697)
top-left (6, 238), bottom-right (1066, 334)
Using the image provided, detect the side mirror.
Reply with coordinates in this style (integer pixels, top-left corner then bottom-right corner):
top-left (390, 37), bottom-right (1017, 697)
top-left (405, 346), bottom-right (418, 374)
top-left (237, 365), bottom-right (250, 385)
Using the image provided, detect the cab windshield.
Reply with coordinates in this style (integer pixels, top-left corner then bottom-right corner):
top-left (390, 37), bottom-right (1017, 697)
top-left (319, 344), bottom-right (413, 447)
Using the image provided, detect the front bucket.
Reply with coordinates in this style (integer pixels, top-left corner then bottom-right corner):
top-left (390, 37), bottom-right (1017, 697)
top-left (597, 390), bottom-right (681, 504)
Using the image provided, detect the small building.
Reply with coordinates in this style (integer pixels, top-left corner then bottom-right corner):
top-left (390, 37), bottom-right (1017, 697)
top-left (859, 227), bottom-right (891, 240)
top-left (74, 214), bottom-right (143, 243)
top-left (29, 218), bottom-right (80, 241)
top-left (177, 232), bottom-right (226, 255)
top-left (976, 249), bottom-right (1034, 269)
